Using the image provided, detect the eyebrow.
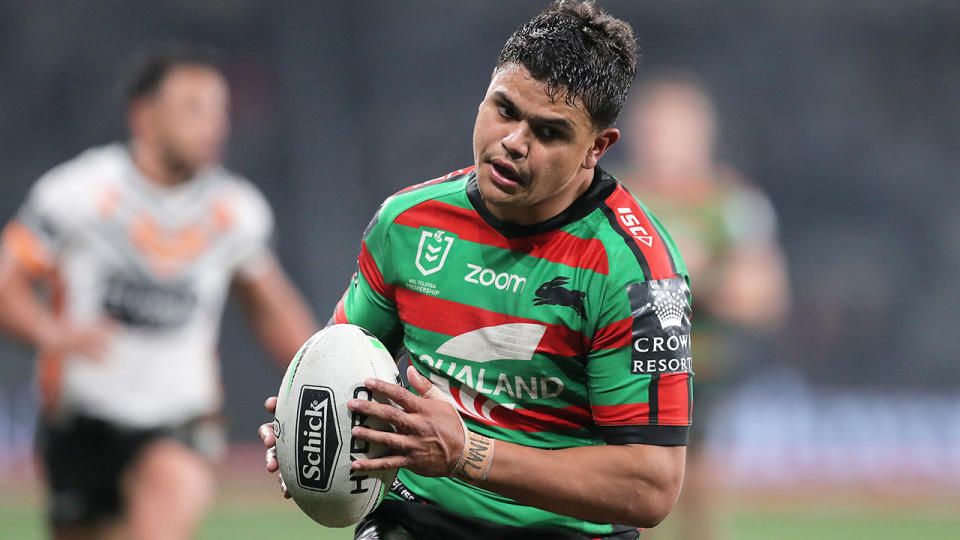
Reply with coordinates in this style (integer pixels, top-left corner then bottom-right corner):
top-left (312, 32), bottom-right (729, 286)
top-left (493, 91), bottom-right (575, 132)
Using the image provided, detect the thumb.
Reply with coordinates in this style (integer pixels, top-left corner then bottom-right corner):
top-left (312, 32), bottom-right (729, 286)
top-left (408, 365), bottom-right (445, 401)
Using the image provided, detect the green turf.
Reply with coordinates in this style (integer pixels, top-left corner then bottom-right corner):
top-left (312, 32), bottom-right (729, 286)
top-left (2, 496), bottom-right (958, 539)
top-left (196, 504), bottom-right (354, 540)
top-left (728, 506), bottom-right (960, 540)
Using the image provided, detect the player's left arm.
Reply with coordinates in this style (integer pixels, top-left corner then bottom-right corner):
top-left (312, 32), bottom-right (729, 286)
top-left (349, 366), bottom-right (684, 528)
top-left (482, 434), bottom-right (684, 528)
top-left (231, 252), bottom-right (319, 368)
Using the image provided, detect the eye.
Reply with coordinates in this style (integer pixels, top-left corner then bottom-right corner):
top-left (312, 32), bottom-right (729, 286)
top-left (536, 126), bottom-right (560, 141)
top-left (496, 104), bottom-right (515, 119)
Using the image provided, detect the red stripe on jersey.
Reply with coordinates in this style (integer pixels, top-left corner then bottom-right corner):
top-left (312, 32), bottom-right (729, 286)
top-left (395, 287), bottom-right (586, 357)
top-left (591, 402), bottom-right (651, 426)
top-left (603, 186), bottom-right (676, 280)
top-left (358, 240), bottom-right (394, 301)
top-left (394, 200), bottom-right (608, 275)
top-left (591, 317), bottom-right (632, 351)
top-left (481, 404), bottom-right (592, 432)
top-left (393, 166), bottom-right (477, 196)
top-left (656, 373), bottom-right (691, 426)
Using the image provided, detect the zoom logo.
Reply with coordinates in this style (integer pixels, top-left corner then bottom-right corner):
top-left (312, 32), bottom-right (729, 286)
top-left (464, 263), bottom-right (526, 294)
top-left (296, 386), bottom-right (341, 491)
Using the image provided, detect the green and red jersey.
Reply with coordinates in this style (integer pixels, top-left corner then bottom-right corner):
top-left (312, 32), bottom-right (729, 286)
top-left (333, 166), bottom-right (693, 536)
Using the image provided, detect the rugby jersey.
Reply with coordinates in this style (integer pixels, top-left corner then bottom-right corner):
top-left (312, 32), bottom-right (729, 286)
top-left (334, 166), bottom-right (692, 536)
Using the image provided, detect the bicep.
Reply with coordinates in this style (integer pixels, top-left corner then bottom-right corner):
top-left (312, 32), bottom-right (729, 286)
top-left (624, 443), bottom-right (686, 474)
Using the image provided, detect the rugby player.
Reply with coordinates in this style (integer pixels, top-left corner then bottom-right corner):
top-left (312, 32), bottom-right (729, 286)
top-left (260, 2), bottom-right (692, 538)
top-left (622, 72), bottom-right (790, 540)
top-left (0, 45), bottom-right (318, 539)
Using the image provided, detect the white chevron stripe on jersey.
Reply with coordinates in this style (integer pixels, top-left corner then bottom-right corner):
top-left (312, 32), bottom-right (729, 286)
top-left (435, 323), bottom-right (547, 363)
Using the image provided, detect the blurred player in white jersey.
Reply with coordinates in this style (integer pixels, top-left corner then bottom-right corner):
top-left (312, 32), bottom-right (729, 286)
top-left (0, 45), bottom-right (318, 539)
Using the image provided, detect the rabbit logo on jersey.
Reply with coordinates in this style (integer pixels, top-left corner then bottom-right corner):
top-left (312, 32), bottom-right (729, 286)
top-left (415, 228), bottom-right (456, 276)
top-left (626, 277), bottom-right (693, 375)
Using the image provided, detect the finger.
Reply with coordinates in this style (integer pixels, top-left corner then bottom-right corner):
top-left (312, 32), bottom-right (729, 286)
top-left (351, 455), bottom-right (412, 472)
top-left (264, 396), bottom-right (278, 414)
top-left (258, 423), bottom-right (275, 446)
top-left (363, 377), bottom-right (421, 411)
top-left (351, 425), bottom-right (411, 451)
top-left (347, 398), bottom-right (411, 431)
top-left (278, 475), bottom-right (291, 498)
top-left (407, 365), bottom-right (445, 401)
top-left (266, 446), bottom-right (279, 473)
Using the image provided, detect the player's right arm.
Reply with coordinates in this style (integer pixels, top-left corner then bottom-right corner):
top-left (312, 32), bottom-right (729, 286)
top-left (328, 203), bottom-right (403, 353)
top-left (0, 202), bottom-right (111, 360)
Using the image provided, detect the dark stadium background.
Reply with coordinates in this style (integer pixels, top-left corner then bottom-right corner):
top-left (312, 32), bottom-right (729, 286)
top-left (1, 2), bottom-right (957, 538)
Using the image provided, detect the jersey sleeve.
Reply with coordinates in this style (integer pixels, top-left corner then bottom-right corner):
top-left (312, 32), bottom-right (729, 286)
top-left (587, 264), bottom-right (693, 446)
top-left (230, 180), bottom-right (276, 279)
top-left (330, 202), bottom-right (403, 354)
top-left (1, 167), bottom-right (83, 276)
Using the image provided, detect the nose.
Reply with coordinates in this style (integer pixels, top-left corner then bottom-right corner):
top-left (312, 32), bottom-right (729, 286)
top-left (501, 123), bottom-right (528, 160)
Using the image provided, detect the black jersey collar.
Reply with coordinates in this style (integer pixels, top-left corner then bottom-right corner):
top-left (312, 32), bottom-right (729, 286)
top-left (466, 166), bottom-right (617, 238)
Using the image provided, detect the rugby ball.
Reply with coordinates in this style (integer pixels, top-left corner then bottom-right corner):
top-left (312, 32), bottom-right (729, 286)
top-left (274, 324), bottom-right (400, 528)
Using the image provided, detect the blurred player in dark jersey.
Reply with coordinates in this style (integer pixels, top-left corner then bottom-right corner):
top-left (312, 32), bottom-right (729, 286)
top-left (0, 45), bottom-right (318, 539)
top-left (621, 71), bottom-right (790, 540)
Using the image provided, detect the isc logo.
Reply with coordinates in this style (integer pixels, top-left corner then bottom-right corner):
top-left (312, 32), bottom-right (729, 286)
top-left (464, 263), bottom-right (526, 294)
top-left (617, 207), bottom-right (654, 247)
top-left (296, 386), bottom-right (340, 491)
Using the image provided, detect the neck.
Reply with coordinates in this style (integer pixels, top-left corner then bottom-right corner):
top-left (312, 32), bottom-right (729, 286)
top-left (129, 139), bottom-right (191, 187)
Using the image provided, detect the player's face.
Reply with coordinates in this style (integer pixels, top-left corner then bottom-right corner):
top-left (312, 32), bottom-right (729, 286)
top-left (147, 65), bottom-right (230, 175)
top-left (472, 64), bottom-right (619, 225)
top-left (630, 84), bottom-right (715, 176)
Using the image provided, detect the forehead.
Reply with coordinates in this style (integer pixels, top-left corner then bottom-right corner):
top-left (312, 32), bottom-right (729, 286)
top-left (487, 64), bottom-right (591, 129)
top-left (156, 65), bottom-right (228, 99)
top-left (634, 83), bottom-right (712, 121)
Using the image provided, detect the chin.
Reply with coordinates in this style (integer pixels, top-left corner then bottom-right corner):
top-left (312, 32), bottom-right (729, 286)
top-left (477, 176), bottom-right (512, 205)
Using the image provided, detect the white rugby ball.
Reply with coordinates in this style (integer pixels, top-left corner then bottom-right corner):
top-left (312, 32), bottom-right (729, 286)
top-left (274, 324), bottom-right (400, 528)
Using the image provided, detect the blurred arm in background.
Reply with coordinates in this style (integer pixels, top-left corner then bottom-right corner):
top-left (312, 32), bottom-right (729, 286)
top-left (0, 229), bottom-right (111, 361)
top-left (230, 252), bottom-right (318, 368)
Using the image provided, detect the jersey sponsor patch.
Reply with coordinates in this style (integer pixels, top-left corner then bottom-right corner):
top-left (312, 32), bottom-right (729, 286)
top-left (296, 385), bottom-right (341, 492)
top-left (102, 272), bottom-right (197, 329)
top-left (626, 277), bottom-right (692, 375)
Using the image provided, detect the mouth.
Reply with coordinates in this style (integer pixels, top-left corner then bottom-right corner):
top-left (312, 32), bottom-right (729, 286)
top-left (488, 158), bottom-right (524, 188)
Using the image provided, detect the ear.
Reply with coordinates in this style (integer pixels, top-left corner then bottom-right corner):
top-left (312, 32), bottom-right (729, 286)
top-left (582, 127), bottom-right (620, 170)
top-left (127, 98), bottom-right (151, 138)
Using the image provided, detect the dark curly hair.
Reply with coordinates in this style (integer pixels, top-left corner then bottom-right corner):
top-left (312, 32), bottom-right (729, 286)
top-left (497, 0), bottom-right (638, 129)
top-left (121, 42), bottom-right (223, 104)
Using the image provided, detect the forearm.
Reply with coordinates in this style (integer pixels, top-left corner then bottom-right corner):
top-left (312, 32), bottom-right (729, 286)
top-left (478, 440), bottom-right (685, 528)
top-left (250, 293), bottom-right (317, 365)
top-left (0, 254), bottom-right (59, 348)
top-left (234, 260), bottom-right (319, 367)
